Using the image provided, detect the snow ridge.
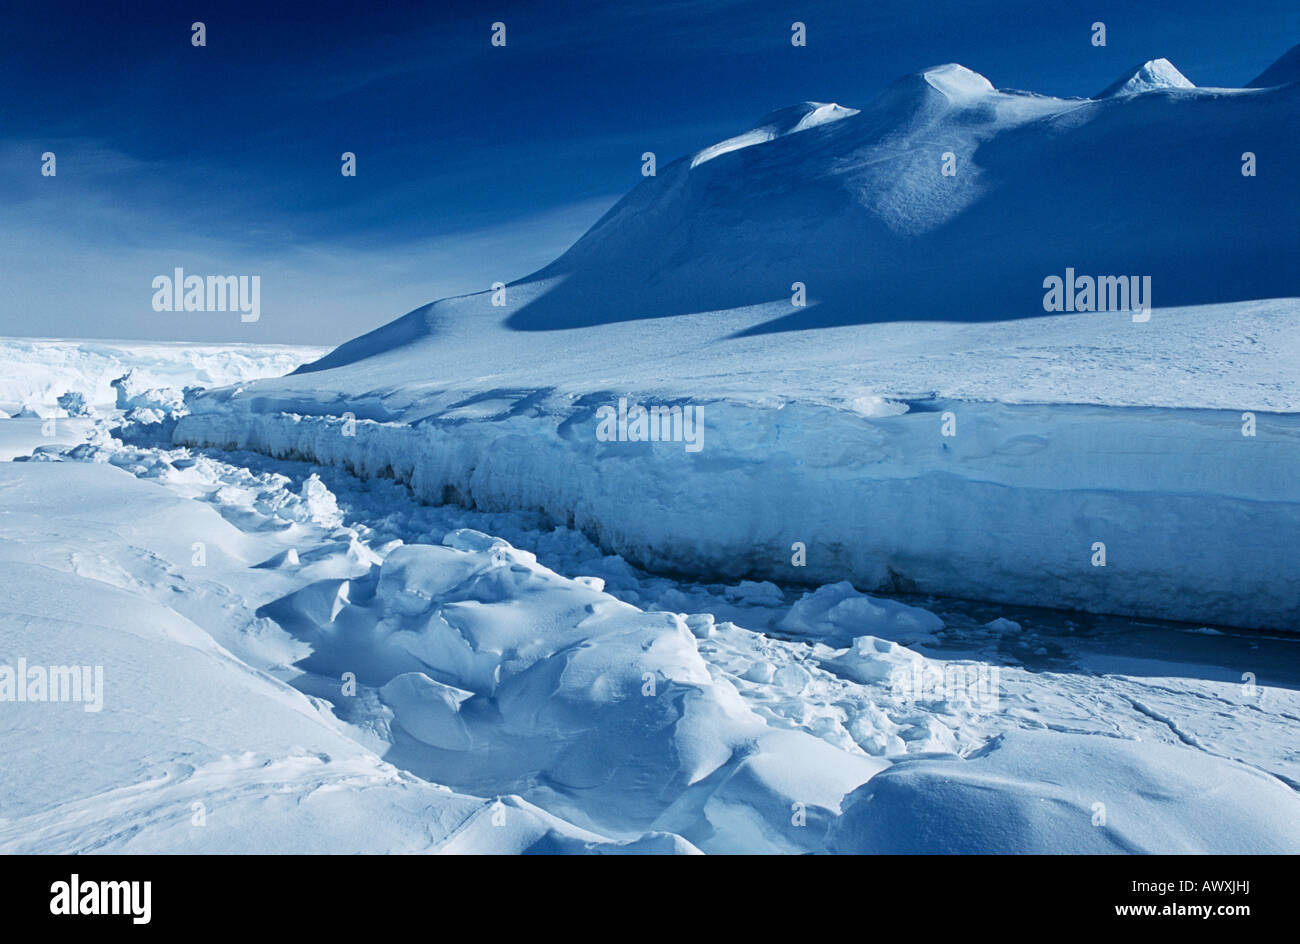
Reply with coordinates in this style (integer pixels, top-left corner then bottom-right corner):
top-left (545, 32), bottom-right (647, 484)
top-left (1095, 58), bottom-right (1195, 97)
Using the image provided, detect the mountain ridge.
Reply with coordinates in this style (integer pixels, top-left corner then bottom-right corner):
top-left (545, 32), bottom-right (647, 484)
top-left (300, 45), bottom-right (1298, 373)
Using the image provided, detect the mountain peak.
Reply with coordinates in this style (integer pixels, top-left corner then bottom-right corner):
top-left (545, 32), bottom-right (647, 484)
top-left (751, 101), bottom-right (857, 134)
top-left (690, 101), bottom-right (857, 168)
top-left (915, 63), bottom-right (996, 100)
top-left (1247, 43), bottom-right (1300, 87)
top-left (1096, 58), bottom-right (1194, 98)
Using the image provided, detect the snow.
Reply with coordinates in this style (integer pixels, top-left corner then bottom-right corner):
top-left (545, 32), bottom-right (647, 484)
top-left (4, 385), bottom-right (1298, 853)
top-left (829, 730), bottom-right (1300, 854)
top-left (0, 416), bottom-right (100, 461)
top-left (3, 48), bottom-right (1299, 854)
top-left (173, 369), bottom-right (1300, 631)
top-left (10, 410), bottom-right (1300, 852)
top-left (1095, 58), bottom-right (1195, 98)
top-left (296, 530), bottom-right (885, 850)
top-left (778, 581), bottom-right (945, 647)
top-left (0, 337), bottom-right (326, 414)
top-left (0, 462), bottom-right (688, 853)
top-left (690, 101), bottom-right (858, 167)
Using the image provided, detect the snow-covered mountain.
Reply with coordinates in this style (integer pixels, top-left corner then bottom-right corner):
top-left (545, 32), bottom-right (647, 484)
top-left (313, 50), bottom-right (1296, 367)
top-left (175, 49), bottom-right (1300, 630)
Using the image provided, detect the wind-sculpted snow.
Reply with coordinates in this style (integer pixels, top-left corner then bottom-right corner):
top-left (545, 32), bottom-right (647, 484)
top-left (262, 529), bottom-right (884, 852)
top-left (1094, 58), bottom-right (1194, 98)
top-left (0, 462), bottom-right (703, 854)
top-left (296, 51), bottom-right (1298, 371)
top-left (689, 101), bottom-right (858, 168)
top-left (308, 59), bottom-right (1295, 340)
top-left (829, 731), bottom-right (1300, 854)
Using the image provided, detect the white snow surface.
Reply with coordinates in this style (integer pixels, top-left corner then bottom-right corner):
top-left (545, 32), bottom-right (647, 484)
top-left (0, 337), bottom-right (327, 413)
top-left (1095, 58), bottom-right (1195, 98)
top-left (690, 101), bottom-right (859, 167)
top-left (0, 461), bottom-right (699, 853)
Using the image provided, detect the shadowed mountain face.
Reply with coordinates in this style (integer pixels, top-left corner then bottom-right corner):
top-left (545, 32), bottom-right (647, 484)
top-left (301, 49), bottom-right (1299, 374)
top-left (1248, 41), bottom-right (1300, 87)
top-left (498, 57), bottom-right (1297, 336)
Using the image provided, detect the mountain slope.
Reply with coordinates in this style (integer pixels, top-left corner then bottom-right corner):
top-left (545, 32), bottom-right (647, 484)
top-left (1248, 41), bottom-right (1300, 87)
top-left (506, 58), bottom-right (1292, 335)
top-left (305, 53), bottom-right (1297, 376)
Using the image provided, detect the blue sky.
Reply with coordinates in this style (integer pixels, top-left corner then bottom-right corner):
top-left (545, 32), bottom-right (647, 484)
top-left (1, 0), bottom-right (1295, 342)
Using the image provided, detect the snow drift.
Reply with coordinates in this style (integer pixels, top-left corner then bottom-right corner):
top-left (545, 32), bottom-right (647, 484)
top-left (829, 730), bottom-right (1300, 854)
top-left (261, 528), bottom-right (883, 852)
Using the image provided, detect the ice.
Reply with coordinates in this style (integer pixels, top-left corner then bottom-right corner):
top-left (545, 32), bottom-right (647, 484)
top-left (778, 581), bottom-right (946, 646)
top-left (0, 337), bottom-right (326, 413)
top-left (829, 731), bottom-right (1300, 854)
top-left (6, 404), bottom-right (1297, 853)
top-left (56, 391), bottom-right (94, 417)
top-left (826, 635), bottom-right (927, 684)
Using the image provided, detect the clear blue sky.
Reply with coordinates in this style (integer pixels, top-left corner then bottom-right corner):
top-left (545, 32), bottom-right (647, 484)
top-left (1, 0), bottom-right (1295, 342)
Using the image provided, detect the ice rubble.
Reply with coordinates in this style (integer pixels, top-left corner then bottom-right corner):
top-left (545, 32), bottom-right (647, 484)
top-left (175, 396), bottom-right (1300, 630)
top-left (0, 462), bottom-right (704, 854)
top-left (0, 337), bottom-right (326, 412)
top-left (264, 528), bottom-right (884, 852)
